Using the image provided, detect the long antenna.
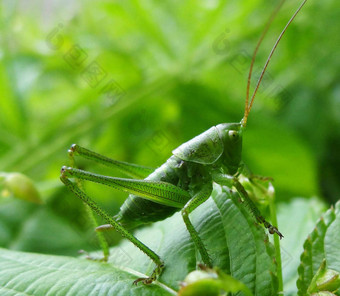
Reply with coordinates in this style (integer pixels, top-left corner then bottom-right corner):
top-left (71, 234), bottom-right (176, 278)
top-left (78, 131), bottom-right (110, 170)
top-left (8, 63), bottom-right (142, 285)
top-left (244, 0), bottom-right (285, 120)
top-left (242, 0), bottom-right (308, 127)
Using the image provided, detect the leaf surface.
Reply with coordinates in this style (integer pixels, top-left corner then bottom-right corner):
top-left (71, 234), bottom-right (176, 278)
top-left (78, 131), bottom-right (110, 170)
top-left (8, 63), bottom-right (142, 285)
top-left (0, 185), bottom-right (278, 296)
top-left (297, 201), bottom-right (340, 296)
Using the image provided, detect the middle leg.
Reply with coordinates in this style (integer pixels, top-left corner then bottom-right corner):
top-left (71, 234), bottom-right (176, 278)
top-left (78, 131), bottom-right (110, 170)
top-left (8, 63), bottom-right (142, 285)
top-left (181, 183), bottom-right (213, 267)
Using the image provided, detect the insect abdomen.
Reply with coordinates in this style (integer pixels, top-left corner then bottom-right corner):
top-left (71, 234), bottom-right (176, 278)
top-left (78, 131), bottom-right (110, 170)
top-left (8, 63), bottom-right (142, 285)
top-left (115, 156), bottom-right (201, 229)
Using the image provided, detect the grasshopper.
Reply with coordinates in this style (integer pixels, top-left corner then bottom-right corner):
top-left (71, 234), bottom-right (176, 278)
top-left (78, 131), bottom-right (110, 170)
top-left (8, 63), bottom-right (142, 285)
top-left (60, 0), bottom-right (307, 284)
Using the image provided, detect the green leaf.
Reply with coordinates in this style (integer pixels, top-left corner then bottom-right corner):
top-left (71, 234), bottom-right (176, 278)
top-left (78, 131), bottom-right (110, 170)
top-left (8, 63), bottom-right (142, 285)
top-left (0, 247), bottom-right (175, 296)
top-left (297, 201), bottom-right (340, 296)
top-left (277, 198), bottom-right (327, 296)
top-left (0, 185), bottom-right (278, 296)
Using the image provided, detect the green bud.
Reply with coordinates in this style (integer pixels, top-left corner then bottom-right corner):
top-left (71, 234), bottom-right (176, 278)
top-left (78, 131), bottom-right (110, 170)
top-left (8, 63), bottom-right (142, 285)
top-left (1, 172), bottom-right (43, 204)
top-left (178, 269), bottom-right (221, 296)
top-left (308, 259), bottom-right (340, 294)
top-left (178, 267), bottom-right (253, 296)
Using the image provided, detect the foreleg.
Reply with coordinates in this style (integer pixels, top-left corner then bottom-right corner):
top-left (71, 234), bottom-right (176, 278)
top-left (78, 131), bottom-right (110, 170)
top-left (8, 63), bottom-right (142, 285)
top-left (212, 172), bottom-right (283, 239)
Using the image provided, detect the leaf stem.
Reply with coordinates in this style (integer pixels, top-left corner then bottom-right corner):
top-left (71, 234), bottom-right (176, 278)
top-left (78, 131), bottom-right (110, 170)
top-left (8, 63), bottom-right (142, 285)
top-left (268, 183), bottom-right (283, 294)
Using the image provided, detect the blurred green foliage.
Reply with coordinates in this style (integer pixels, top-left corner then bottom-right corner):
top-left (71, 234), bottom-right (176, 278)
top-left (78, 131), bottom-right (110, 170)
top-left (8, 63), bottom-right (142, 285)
top-left (0, 0), bottom-right (339, 280)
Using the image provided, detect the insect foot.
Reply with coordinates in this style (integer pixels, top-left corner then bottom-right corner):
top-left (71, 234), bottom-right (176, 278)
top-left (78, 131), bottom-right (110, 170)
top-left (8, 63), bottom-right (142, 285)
top-left (261, 218), bottom-right (283, 239)
top-left (267, 223), bottom-right (284, 240)
top-left (133, 262), bottom-right (165, 285)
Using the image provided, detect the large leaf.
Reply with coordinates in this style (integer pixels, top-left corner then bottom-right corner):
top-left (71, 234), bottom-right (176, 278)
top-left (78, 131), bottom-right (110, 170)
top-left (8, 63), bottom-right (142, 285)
top-left (297, 200), bottom-right (340, 295)
top-left (277, 198), bottom-right (327, 296)
top-left (0, 184), bottom-right (278, 296)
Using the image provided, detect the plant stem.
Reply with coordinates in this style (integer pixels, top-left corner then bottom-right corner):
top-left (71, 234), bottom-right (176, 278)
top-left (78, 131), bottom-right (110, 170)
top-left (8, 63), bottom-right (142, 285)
top-left (268, 183), bottom-right (283, 294)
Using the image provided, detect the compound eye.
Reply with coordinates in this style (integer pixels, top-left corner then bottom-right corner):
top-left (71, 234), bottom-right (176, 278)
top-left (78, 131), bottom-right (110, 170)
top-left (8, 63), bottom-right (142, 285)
top-left (228, 130), bottom-right (238, 139)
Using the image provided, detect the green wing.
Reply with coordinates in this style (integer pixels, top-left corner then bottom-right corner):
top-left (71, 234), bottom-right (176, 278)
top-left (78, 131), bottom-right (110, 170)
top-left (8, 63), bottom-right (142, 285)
top-left (172, 126), bottom-right (223, 165)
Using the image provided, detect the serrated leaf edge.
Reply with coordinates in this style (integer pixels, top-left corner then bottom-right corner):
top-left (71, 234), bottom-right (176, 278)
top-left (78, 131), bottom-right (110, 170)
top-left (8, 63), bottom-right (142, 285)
top-left (297, 201), bottom-right (340, 296)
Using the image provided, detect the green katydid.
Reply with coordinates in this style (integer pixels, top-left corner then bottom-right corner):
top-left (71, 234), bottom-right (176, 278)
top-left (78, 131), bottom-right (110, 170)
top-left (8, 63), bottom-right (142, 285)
top-left (60, 0), bottom-right (307, 285)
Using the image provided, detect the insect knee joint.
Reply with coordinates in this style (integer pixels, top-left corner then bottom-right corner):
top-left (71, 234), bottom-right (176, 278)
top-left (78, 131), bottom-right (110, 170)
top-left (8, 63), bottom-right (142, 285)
top-left (60, 166), bottom-right (73, 178)
top-left (68, 143), bottom-right (79, 156)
